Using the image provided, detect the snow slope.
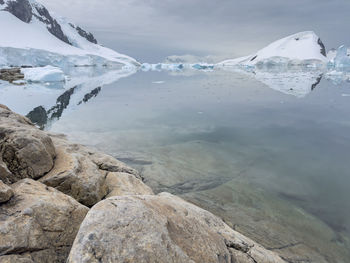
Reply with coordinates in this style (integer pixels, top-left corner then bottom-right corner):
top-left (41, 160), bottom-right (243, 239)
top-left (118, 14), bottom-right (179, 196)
top-left (0, 0), bottom-right (138, 68)
top-left (218, 31), bottom-right (328, 67)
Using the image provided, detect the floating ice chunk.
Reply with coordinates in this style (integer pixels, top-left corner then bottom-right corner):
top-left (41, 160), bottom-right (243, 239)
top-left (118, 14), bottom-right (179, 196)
top-left (325, 70), bottom-right (350, 84)
top-left (22, 66), bottom-right (65, 82)
top-left (192, 64), bottom-right (214, 70)
top-left (141, 63), bottom-right (152, 71)
top-left (333, 45), bottom-right (350, 69)
top-left (141, 63), bottom-right (184, 72)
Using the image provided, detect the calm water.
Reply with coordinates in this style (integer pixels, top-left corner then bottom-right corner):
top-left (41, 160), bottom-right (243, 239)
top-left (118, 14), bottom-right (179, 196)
top-left (1, 67), bottom-right (350, 261)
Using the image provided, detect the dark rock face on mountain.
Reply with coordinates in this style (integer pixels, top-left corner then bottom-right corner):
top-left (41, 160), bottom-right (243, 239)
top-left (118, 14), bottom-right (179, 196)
top-left (4, 0), bottom-right (32, 23)
top-left (76, 26), bottom-right (98, 44)
top-left (2, 0), bottom-right (70, 44)
top-left (33, 4), bottom-right (71, 45)
top-left (318, 38), bottom-right (327, 57)
top-left (1, 0), bottom-right (98, 46)
top-left (70, 23), bottom-right (98, 44)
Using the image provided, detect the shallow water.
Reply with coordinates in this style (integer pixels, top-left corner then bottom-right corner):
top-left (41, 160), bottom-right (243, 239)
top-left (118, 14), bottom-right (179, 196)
top-left (2, 68), bottom-right (350, 261)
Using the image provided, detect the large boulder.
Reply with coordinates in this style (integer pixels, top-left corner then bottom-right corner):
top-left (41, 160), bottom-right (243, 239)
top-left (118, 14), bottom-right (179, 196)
top-left (68, 193), bottom-right (284, 263)
top-left (0, 179), bottom-right (89, 263)
top-left (0, 107), bottom-right (56, 184)
top-left (40, 134), bottom-right (143, 207)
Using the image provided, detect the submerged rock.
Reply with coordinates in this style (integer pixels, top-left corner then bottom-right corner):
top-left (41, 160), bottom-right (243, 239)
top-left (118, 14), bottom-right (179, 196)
top-left (0, 179), bottom-right (89, 263)
top-left (68, 193), bottom-right (284, 263)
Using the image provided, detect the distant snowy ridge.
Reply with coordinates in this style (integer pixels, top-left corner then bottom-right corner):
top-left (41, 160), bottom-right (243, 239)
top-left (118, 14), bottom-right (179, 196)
top-left (218, 31), bottom-right (328, 68)
top-left (0, 0), bottom-right (138, 68)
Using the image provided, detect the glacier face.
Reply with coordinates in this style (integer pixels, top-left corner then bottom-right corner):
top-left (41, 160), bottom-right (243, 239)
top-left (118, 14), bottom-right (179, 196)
top-left (0, 0), bottom-right (139, 68)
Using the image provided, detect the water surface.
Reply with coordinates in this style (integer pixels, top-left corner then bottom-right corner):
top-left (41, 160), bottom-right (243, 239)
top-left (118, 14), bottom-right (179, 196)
top-left (1, 68), bottom-right (350, 262)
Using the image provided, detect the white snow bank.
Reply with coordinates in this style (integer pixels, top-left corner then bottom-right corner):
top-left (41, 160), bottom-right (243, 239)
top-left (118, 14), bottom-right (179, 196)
top-left (22, 66), bottom-right (65, 82)
top-left (218, 31), bottom-right (328, 67)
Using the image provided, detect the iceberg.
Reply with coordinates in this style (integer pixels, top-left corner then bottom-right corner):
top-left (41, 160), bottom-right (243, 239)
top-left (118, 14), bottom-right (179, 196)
top-left (140, 63), bottom-right (215, 72)
top-left (218, 31), bottom-right (328, 69)
top-left (333, 45), bottom-right (350, 70)
top-left (22, 66), bottom-right (65, 83)
top-left (325, 70), bottom-right (350, 85)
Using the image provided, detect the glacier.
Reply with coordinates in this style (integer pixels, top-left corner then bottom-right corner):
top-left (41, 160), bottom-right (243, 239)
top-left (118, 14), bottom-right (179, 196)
top-left (0, 0), bottom-right (139, 68)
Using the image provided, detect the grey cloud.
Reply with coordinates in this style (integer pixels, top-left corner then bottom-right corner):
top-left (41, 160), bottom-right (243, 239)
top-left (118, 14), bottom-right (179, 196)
top-left (42, 0), bottom-right (350, 62)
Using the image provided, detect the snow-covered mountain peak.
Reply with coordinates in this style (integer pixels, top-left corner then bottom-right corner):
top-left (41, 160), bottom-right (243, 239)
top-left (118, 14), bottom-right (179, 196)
top-left (0, 0), bottom-right (97, 46)
top-left (0, 0), bottom-right (138, 68)
top-left (219, 31), bottom-right (328, 67)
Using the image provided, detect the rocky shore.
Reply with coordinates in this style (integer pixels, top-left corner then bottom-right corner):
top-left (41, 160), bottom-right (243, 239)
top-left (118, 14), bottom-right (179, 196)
top-left (0, 104), bottom-right (284, 263)
top-left (0, 68), bottom-right (24, 83)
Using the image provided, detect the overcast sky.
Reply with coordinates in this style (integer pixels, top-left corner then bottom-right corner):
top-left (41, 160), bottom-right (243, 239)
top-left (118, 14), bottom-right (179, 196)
top-left (43, 0), bottom-right (350, 62)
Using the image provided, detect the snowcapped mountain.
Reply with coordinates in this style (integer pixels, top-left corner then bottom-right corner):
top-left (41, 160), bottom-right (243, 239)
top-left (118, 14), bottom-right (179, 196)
top-left (218, 31), bottom-right (328, 67)
top-left (0, 0), bottom-right (139, 68)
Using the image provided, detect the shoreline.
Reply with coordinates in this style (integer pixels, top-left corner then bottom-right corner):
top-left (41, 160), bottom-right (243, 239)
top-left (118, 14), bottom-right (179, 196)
top-left (0, 104), bottom-right (284, 262)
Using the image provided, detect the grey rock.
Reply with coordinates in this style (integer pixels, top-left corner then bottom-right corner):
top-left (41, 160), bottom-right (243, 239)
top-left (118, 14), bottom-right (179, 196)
top-left (0, 179), bottom-right (89, 263)
top-left (0, 68), bottom-right (24, 83)
top-left (105, 172), bottom-right (154, 198)
top-left (39, 136), bottom-right (108, 207)
top-left (40, 134), bottom-right (142, 207)
top-left (0, 180), bottom-right (13, 203)
top-left (68, 193), bottom-right (284, 263)
top-left (0, 159), bottom-right (13, 183)
top-left (0, 107), bottom-right (56, 184)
